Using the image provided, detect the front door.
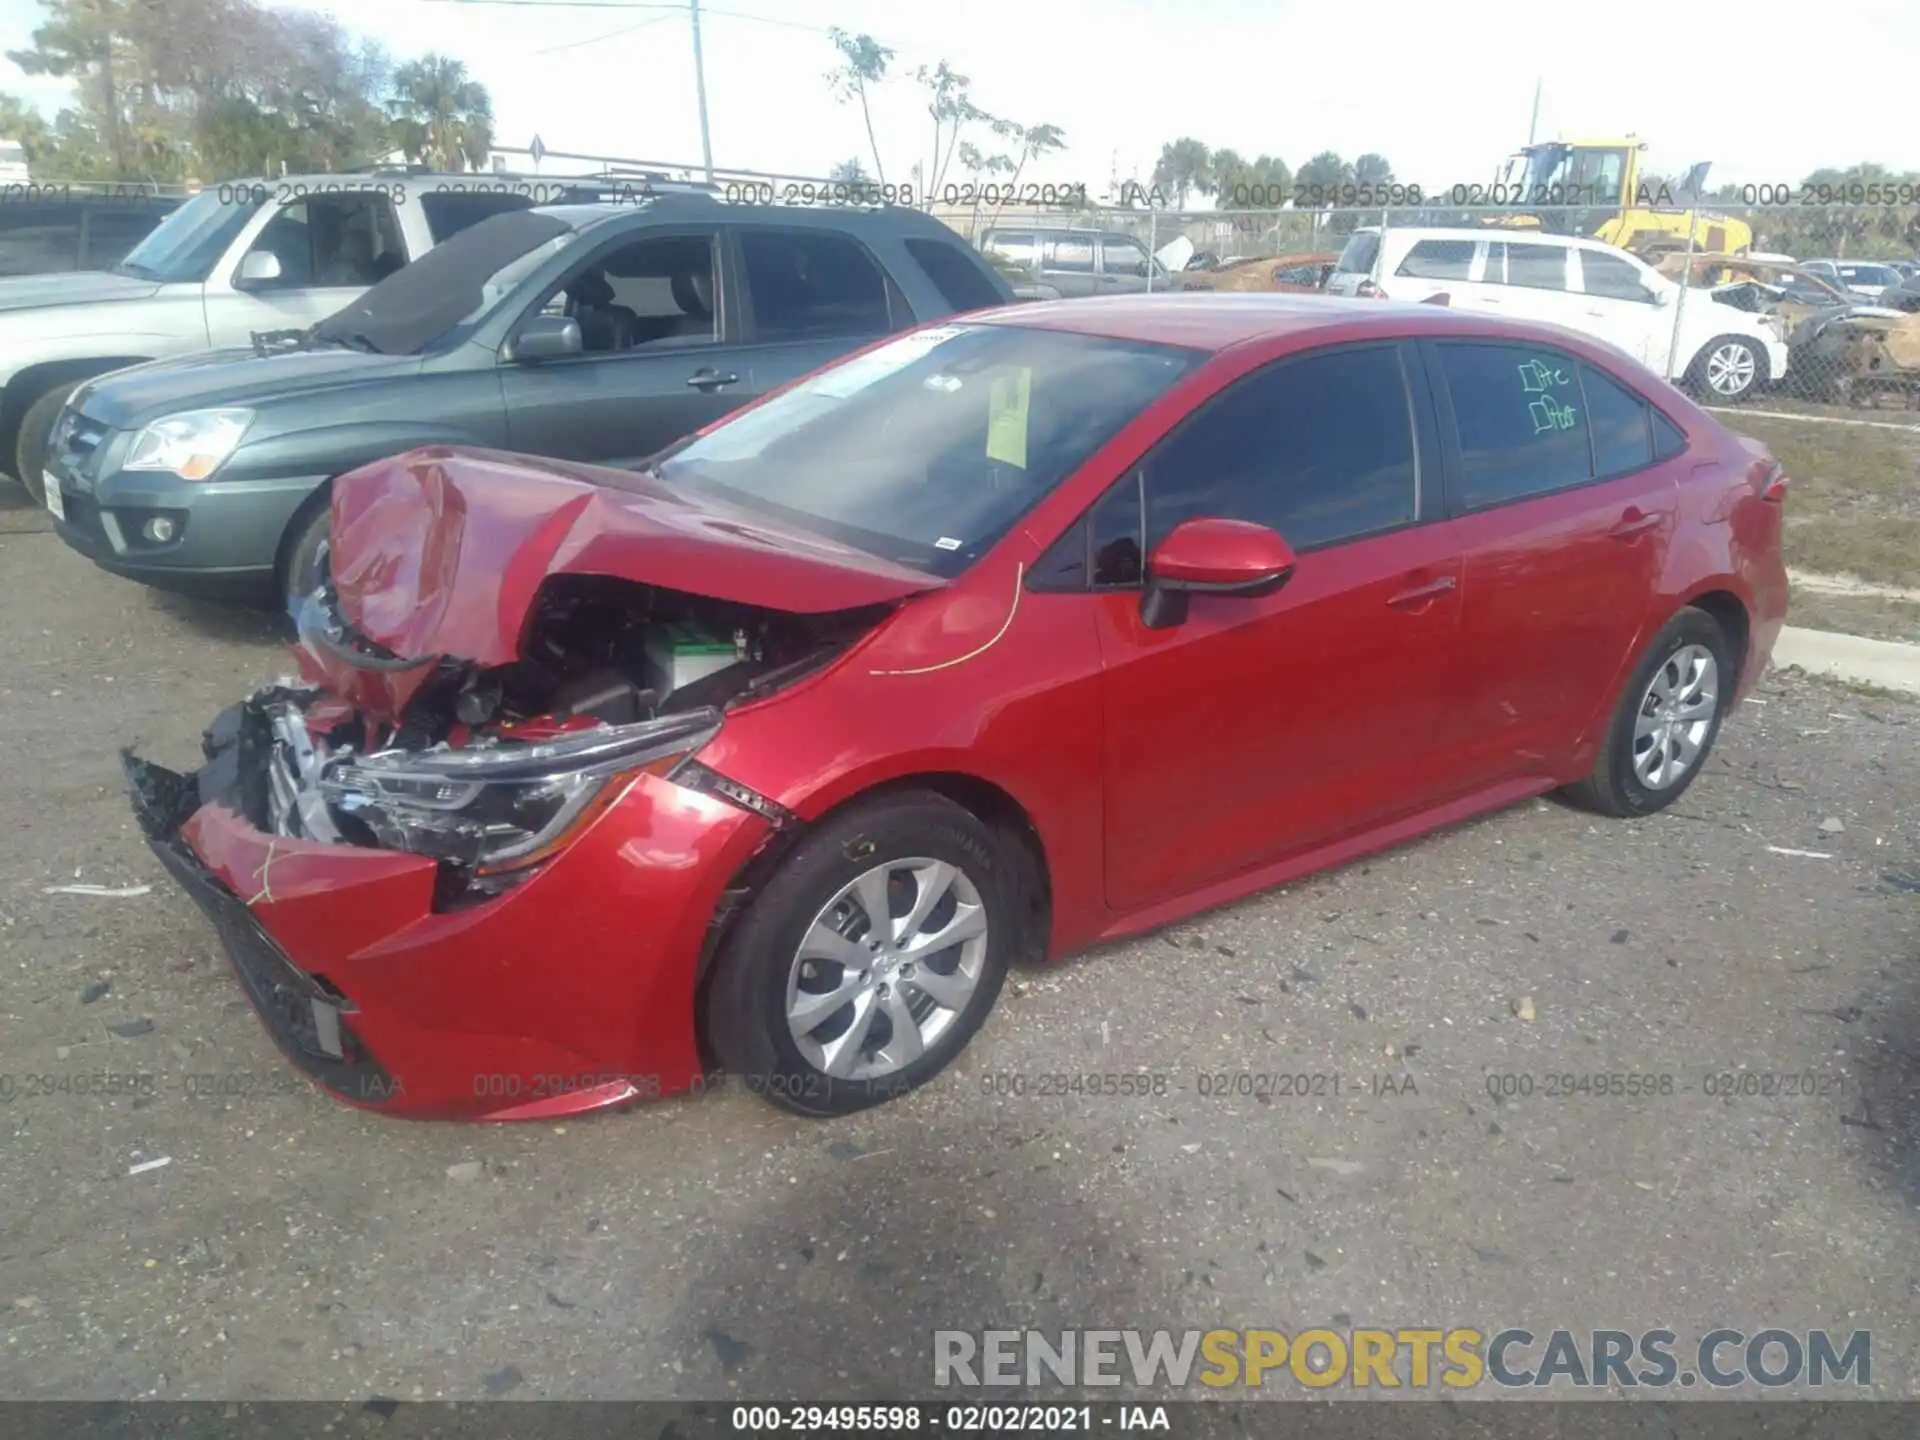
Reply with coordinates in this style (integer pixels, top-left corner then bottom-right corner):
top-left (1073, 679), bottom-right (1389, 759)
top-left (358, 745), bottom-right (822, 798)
top-left (1093, 342), bottom-right (1465, 909)
top-left (500, 227), bottom-right (740, 464)
top-left (1570, 247), bottom-right (1664, 368)
top-left (205, 194), bottom-right (408, 347)
top-left (1423, 339), bottom-right (1680, 787)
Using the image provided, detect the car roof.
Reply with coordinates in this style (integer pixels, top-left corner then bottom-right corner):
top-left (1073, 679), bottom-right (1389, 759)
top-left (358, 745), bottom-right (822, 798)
top-left (972, 292), bottom-right (1575, 350)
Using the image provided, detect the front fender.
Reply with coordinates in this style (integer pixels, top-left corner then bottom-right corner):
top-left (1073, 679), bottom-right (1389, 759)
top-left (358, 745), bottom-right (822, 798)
top-left (222, 423), bottom-right (501, 485)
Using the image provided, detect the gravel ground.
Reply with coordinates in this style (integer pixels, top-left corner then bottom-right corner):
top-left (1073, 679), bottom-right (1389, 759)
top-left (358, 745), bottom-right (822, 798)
top-left (2, 506), bottom-right (1919, 1406)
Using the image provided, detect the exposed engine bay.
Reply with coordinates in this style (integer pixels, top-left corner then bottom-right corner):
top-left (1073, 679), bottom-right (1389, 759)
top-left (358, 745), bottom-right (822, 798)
top-left (254, 574), bottom-right (887, 901)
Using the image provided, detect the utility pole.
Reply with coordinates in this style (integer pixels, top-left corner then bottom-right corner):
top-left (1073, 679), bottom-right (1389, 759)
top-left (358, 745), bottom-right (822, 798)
top-left (690, 0), bottom-right (714, 183)
top-left (1526, 77), bottom-right (1542, 145)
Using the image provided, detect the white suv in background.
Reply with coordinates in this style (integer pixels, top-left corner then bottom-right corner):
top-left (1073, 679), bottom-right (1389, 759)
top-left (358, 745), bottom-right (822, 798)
top-left (1325, 227), bottom-right (1788, 401)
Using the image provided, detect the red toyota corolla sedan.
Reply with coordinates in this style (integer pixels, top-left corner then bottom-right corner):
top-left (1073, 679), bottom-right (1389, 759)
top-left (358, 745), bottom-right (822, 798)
top-left (124, 295), bottom-right (1789, 1121)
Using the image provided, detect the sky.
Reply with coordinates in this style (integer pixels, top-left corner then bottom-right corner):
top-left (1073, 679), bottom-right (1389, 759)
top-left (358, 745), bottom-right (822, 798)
top-left (3, 0), bottom-right (1919, 197)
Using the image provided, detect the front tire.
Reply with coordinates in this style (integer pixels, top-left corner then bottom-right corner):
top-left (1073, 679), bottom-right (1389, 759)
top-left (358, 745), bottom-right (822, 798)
top-left (1564, 606), bottom-right (1734, 818)
top-left (1686, 335), bottom-right (1764, 402)
top-left (14, 385), bottom-right (78, 504)
top-left (704, 790), bottom-right (1016, 1117)
top-left (277, 490), bottom-right (332, 618)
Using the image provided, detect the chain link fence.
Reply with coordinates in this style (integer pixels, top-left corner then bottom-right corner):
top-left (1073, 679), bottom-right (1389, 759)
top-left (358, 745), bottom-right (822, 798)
top-left (939, 201), bottom-right (1920, 420)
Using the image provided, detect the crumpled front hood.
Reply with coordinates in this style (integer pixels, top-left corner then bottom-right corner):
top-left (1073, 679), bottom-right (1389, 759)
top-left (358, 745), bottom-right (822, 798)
top-left (328, 446), bottom-right (947, 665)
top-left (0, 269), bottom-right (161, 314)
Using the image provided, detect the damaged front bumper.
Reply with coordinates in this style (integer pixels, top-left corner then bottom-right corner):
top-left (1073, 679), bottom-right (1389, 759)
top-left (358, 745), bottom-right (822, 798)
top-left (125, 694), bottom-right (772, 1121)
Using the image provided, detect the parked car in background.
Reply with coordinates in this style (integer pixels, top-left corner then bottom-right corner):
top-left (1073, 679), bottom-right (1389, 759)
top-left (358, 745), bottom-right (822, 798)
top-left (124, 295), bottom-right (1786, 1121)
top-left (1326, 226), bottom-right (1787, 401)
top-left (0, 170), bottom-right (621, 495)
top-left (976, 226), bottom-right (1173, 297)
top-left (1800, 260), bottom-right (1904, 297)
top-left (1178, 251), bottom-right (1335, 292)
top-left (0, 191), bottom-right (179, 278)
top-left (46, 198), bottom-right (1016, 610)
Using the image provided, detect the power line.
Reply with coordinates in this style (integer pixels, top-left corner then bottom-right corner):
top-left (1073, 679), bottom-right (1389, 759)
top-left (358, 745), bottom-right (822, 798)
top-left (530, 10), bottom-right (677, 55)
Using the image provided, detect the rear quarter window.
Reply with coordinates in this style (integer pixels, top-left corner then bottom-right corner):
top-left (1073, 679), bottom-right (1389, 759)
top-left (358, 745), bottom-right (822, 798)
top-left (903, 237), bottom-right (1006, 312)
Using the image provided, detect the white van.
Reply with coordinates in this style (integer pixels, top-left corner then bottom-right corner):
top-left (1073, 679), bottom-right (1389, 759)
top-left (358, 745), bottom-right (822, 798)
top-left (1325, 226), bottom-right (1787, 401)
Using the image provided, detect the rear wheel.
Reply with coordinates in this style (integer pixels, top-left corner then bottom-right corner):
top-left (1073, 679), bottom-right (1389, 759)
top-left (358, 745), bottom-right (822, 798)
top-left (14, 385), bottom-right (79, 505)
top-left (1685, 335), bottom-right (1764, 402)
top-left (1563, 606), bottom-right (1734, 818)
top-left (704, 790), bottom-right (1016, 1116)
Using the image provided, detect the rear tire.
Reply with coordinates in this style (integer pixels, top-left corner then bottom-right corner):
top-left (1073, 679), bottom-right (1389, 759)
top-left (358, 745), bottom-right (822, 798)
top-left (14, 385), bottom-right (78, 505)
top-left (704, 790), bottom-right (1016, 1117)
top-left (1685, 335), bottom-right (1764, 402)
top-left (1563, 606), bottom-right (1734, 818)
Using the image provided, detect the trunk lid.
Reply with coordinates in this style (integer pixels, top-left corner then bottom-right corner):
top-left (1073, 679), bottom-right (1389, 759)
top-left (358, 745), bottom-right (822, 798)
top-left (326, 446), bottom-right (946, 667)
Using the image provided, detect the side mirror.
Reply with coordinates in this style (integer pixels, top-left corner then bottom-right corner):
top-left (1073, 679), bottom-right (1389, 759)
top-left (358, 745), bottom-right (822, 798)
top-left (235, 250), bottom-right (282, 289)
top-left (1652, 287), bottom-right (1675, 306)
top-left (508, 314), bottom-right (583, 362)
top-left (1140, 516), bottom-right (1297, 630)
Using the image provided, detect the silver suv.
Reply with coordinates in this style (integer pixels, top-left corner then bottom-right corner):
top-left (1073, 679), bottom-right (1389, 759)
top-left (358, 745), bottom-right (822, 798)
top-left (0, 171), bottom-right (613, 500)
top-left (975, 226), bottom-right (1171, 298)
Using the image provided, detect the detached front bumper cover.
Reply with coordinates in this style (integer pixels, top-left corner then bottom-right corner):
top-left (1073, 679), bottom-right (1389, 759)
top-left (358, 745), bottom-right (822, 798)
top-left (122, 735), bottom-right (402, 1106)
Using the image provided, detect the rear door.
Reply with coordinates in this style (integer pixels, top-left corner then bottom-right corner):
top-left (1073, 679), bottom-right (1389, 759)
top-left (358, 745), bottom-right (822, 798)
top-left (1423, 339), bottom-right (1681, 787)
top-left (1477, 239), bottom-right (1576, 325)
top-left (1042, 233), bottom-right (1099, 296)
top-left (1089, 341), bottom-right (1466, 906)
top-left (499, 224), bottom-right (738, 463)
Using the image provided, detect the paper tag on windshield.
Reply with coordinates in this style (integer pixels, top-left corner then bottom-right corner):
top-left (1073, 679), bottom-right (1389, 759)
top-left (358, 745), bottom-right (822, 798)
top-left (806, 326), bottom-right (967, 400)
top-left (986, 368), bottom-right (1031, 470)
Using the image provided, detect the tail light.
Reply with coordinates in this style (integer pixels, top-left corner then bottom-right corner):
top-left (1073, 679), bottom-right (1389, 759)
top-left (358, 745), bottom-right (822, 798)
top-left (1759, 463), bottom-right (1789, 503)
top-left (1356, 279), bottom-right (1386, 298)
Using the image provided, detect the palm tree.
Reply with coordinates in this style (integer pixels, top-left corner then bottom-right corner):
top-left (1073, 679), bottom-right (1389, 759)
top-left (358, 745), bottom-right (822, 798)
top-left (826, 28), bottom-right (892, 187)
top-left (388, 54), bottom-right (492, 172)
top-left (1150, 137), bottom-right (1210, 208)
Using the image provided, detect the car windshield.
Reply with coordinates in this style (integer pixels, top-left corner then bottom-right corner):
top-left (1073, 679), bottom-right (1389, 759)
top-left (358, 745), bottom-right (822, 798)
top-left (308, 209), bottom-right (576, 355)
top-left (654, 323), bottom-right (1204, 577)
top-left (111, 189), bottom-right (265, 283)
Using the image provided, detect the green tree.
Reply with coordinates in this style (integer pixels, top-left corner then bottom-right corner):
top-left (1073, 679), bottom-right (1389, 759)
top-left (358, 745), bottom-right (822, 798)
top-left (1354, 152), bottom-right (1394, 186)
top-left (825, 28), bottom-right (892, 188)
top-left (1150, 136), bottom-right (1210, 207)
top-left (0, 93), bottom-right (53, 164)
top-left (1295, 150), bottom-right (1354, 192)
top-left (388, 53), bottom-right (492, 172)
top-left (828, 157), bottom-right (871, 185)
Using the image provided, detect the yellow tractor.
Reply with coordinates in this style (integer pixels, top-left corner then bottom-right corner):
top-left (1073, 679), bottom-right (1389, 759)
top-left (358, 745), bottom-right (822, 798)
top-left (1483, 136), bottom-right (1753, 269)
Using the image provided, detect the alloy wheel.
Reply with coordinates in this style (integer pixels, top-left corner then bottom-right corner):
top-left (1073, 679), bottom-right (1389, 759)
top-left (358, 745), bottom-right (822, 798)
top-left (785, 857), bottom-right (990, 1081)
top-left (1631, 643), bottom-right (1719, 789)
top-left (1705, 342), bottom-right (1757, 397)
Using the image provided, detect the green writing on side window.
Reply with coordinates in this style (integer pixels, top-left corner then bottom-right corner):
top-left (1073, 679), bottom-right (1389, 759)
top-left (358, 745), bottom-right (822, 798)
top-left (1517, 357), bottom-right (1578, 434)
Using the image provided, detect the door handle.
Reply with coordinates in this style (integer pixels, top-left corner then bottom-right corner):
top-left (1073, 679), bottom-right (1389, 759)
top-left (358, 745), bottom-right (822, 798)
top-left (1387, 574), bottom-right (1457, 608)
top-left (686, 368), bottom-right (739, 391)
top-left (1608, 507), bottom-right (1663, 539)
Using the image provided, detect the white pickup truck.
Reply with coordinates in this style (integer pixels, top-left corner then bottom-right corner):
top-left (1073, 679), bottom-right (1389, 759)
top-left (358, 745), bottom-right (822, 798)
top-left (0, 170), bottom-right (604, 499)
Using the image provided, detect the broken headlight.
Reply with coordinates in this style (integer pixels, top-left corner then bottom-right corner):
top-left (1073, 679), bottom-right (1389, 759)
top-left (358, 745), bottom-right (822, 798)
top-left (318, 710), bottom-right (721, 874)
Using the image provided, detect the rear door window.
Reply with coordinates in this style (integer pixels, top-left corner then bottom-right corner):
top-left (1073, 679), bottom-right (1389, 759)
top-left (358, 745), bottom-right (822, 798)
top-left (1578, 249), bottom-right (1658, 303)
top-left (1506, 242), bottom-right (1570, 291)
top-left (1045, 236), bottom-right (1094, 272)
top-left (1581, 363), bottom-right (1654, 476)
top-left (903, 237), bottom-right (1005, 312)
top-left (1434, 341), bottom-right (1592, 509)
top-left (1396, 239), bottom-right (1474, 280)
top-left (739, 227), bottom-right (894, 341)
